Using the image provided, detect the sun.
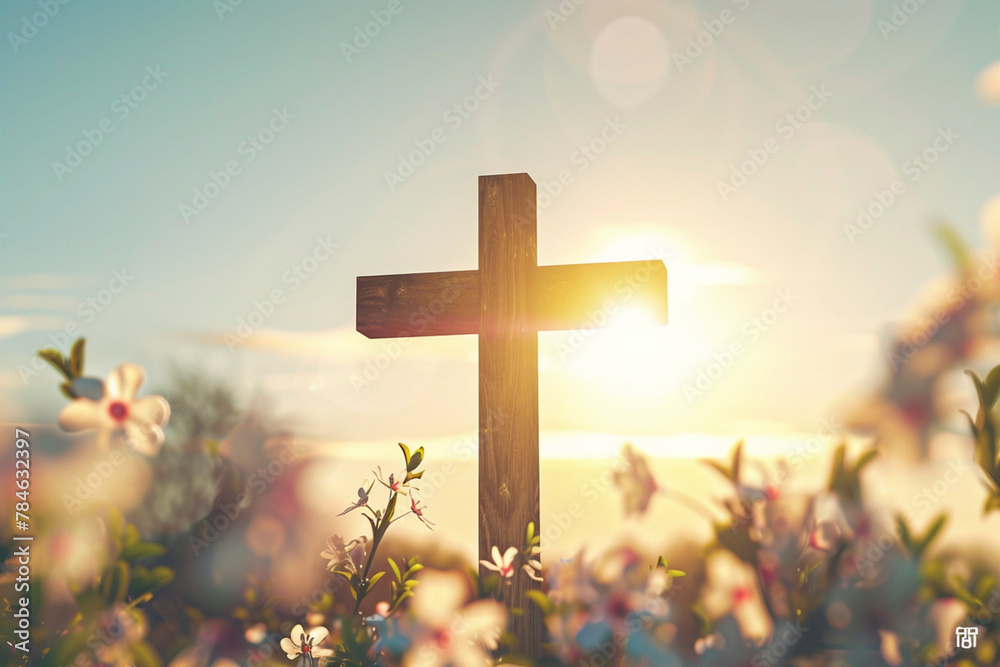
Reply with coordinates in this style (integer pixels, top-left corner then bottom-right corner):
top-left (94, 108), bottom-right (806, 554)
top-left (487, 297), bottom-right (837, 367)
top-left (540, 227), bottom-right (754, 419)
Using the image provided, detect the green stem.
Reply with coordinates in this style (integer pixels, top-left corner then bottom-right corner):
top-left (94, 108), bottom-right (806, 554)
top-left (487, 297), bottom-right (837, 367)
top-left (352, 491), bottom-right (396, 615)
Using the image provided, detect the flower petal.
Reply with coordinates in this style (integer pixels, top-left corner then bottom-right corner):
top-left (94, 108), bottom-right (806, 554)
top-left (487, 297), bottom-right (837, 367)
top-left (58, 399), bottom-right (104, 432)
top-left (130, 395), bottom-right (170, 427)
top-left (123, 422), bottom-right (164, 457)
top-left (502, 546), bottom-right (517, 567)
top-left (279, 637), bottom-right (299, 658)
top-left (306, 626), bottom-right (329, 645)
top-left (106, 363), bottom-right (146, 401)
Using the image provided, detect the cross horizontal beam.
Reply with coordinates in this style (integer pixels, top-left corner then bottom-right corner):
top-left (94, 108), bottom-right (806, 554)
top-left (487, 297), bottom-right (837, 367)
top-left (356, 260), bottom-right (667, 339)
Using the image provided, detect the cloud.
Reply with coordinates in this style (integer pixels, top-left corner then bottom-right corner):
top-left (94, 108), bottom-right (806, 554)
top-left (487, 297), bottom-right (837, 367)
top-left (0, 315), bottom-right (65, 342)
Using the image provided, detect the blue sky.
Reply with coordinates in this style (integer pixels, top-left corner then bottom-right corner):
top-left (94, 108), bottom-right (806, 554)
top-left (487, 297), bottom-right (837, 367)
top-left (3, 0), bottom-right (1000, 443)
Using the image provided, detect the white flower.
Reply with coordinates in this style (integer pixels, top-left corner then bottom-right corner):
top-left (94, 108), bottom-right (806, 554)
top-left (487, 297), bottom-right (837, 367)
top-left (321, 534), bottom-right (367, 574)
top-left (376, 467), bottom-right (414, 496)
top-left (928, 597), bottom-right (969, 660)
top-left (404, 570), bottom-right (506, 667)
top-left (701, 549), bottom-right (773, 645)
top-left (279, 624), bottom-right (334, 660)
top-left (480, 545), bottom-right (517, 578)
top-left (58, 363), bottom-right (170, 456)
top-left (522, 545), bottom-right (543, 582)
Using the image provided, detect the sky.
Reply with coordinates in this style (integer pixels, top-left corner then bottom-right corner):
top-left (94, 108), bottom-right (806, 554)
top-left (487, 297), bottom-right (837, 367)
top-left (3, 0), bottom-right (1000, 448)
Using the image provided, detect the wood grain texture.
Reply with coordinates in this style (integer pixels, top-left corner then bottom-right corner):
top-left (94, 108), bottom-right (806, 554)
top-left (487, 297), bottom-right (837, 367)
top-left (354, 172), bottom-right (670, 660)
top-left (357, 260), bottom-right (667, 338)
top-left (356, 270), bottom-right (479, 338)
top-left (477, 173), bottom-right (542, 658)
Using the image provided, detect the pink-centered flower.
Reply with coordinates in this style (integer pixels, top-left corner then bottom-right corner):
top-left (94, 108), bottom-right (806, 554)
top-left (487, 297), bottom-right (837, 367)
top-left (409, 496), bottom-right (435, 530)
top-left (404, 570), bottom-right (505, 667)
top-left (480, 545), bottom-right (517, 579)
top-left (377, 467), bottom-right (414, 496)
top-left (701, 549), bottom-right (773, 645)
top-left (58, 363), bottom-right (170, 456)
top-left (338, 482), bottom-right (374, 516)
top-left (279, 624), bottom-right (333, 660)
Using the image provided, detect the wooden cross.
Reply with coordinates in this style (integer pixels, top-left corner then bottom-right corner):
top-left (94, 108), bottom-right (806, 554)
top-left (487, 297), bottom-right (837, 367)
top-left (356, 173), bottom-right (668, 658)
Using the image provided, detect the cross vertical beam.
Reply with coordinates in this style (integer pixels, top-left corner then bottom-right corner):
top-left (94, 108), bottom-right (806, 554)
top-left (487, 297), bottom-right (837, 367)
top-left (478, 174), bottom-right (541, 656)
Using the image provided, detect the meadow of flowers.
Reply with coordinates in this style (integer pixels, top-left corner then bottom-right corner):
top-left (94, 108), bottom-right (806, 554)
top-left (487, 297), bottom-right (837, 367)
top-left (6, 215), bottom-right (1000, 667)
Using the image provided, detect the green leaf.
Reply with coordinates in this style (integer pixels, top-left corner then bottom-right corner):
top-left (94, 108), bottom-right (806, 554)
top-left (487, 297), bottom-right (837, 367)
top-left (59, 380), bottom-right (75, 400)
top-left (130, 565), bottom-right (174, 597)
top-left (399, 442), bottom-right (412, 467)
top-left (121, 542), bottom-right (166, 561)
top-left (701, 459), bottom-right (731, 482)
top-left (38, 348), bottom-right (72, 378)
top-left (106, 508), bottom-right (125, 542)
top-left (368, 570), bottom-right (385, 589)
top-left (404, 563), bottom-right (424, 579)
top-left (897, 515), bottom-right (912, 550)
top-left (69, 338), bottom-right (86, 378)
top-left (914, 514), bottom-right (947, 558)
top-left (828, 444), bottom-right (846, 492)
top-left (129, 641), bottom-right (164, 667)
top-left (731, 440), bottom-right (743, 482)
top-left (984, 364), bottom-right (1000, 407)
top-left (388, 557), bottom-right (402, 583)
top-left (102, 560), bottom-right (131, 603)
top-left (526, 590), bottom-right (554, 615)
top-left (667, 570), bottom-right (686, 577)
top-left (934, 222), bottom-right (972, 273)
top-left (855, 449), bottom-right (878, 473)
top-left (123, 523), bottom-right (141, 548)
top-left (407, 447), bottom-right (424, 472)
